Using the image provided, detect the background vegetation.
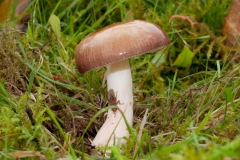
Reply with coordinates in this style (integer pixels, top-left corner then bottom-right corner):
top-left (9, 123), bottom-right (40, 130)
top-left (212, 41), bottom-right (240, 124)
top-left (0, 0), bottom-right (239, 159)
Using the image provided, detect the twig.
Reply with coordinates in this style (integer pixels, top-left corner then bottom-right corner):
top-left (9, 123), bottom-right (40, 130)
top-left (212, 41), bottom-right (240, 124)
top-left (25, 106), bottom-right (39, 147)
top-left (25, 106), bottom-right (36, 125)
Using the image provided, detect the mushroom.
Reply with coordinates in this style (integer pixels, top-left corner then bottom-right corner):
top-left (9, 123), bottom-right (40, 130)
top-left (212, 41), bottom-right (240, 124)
top-left (75, 20), bottom-right (170, 147)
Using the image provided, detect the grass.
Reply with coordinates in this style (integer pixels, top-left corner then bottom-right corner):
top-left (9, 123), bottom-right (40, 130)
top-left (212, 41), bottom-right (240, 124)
top-left (0, 0), bottom-right (240, 159)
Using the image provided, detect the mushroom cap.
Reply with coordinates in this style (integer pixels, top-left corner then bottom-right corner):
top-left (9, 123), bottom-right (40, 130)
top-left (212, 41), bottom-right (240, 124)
top-left (75, 20), bottom-right (170, 73)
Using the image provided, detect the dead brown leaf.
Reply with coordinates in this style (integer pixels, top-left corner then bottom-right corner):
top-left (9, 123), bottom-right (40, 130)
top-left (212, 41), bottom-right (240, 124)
top-left (0, 0), bottom-right (12, 23)
top-left (8, 151), bottom-right (46, 160)
top-left (0, 0), bottom-right (30, 31)
top-left (222, 0), bottom-right (240, 60)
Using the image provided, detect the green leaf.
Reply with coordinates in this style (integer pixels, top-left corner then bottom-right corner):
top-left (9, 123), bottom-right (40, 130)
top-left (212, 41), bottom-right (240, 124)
top-left (124, 10), bottom-right (134, 21)
top-left (151, 49), bottom-right (166, 68)
top-left (173, 45), bottom-right (194, 68)
top-left (111, 146), bottom-right (126, 160)
top-left (49, 14), bottom-right (61, 39)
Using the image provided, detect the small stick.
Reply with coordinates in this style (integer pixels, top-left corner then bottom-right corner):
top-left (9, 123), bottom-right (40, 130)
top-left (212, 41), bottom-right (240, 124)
top-left (25, 106), bottom-right (36, 126)
top-left (25, 106), bottom-right (39, 147)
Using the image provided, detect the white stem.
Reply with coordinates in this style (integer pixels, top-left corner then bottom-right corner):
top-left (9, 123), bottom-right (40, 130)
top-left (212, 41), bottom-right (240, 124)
top-left (92, 59), bottom-right (133, 147)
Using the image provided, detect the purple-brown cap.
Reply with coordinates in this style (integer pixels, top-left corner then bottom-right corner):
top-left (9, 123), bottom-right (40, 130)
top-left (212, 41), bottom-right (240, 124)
top-left (75, 20), bottom-right (170, 73)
